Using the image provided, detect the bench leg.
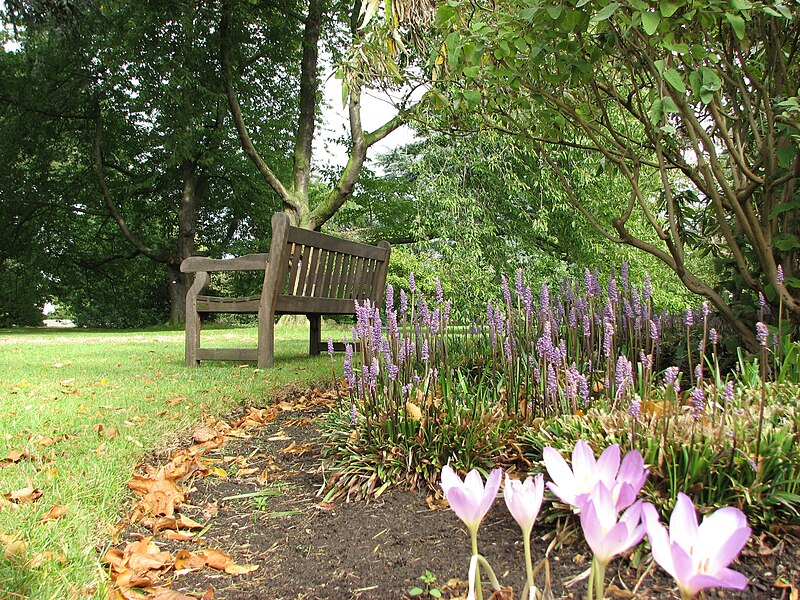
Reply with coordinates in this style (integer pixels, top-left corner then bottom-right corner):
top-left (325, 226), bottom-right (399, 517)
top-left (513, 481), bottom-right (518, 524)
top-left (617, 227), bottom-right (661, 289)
top-left (309, 314), bottom-right (322, 356)
top-left (258, 311), bottom-right (275, 368)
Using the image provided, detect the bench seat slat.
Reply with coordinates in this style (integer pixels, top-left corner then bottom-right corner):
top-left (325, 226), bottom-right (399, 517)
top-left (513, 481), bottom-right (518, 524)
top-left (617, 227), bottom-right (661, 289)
top-left (288, 228), bottom-right (388, 260)
top-left (275, 295), bottom-right (358, 314)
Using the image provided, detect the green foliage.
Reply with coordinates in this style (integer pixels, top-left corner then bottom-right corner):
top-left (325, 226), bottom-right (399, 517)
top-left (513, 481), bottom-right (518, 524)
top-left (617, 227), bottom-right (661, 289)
top-left (0, 259), bottom-right (45, 327)
top-left (520, 381), bottom-right (800, 529)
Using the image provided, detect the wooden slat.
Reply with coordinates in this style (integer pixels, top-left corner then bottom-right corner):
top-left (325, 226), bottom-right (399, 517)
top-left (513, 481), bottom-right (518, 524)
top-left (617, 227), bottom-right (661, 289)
top-left (287, 227), bottom-right (388, 260)
top-left (181, 253), bottom-right (269, 273)
top-left (325, 252), bottom-right (343, 297)
top-left (275, 295), bottom-right (358, 314)
top-left (359, 258), bottom-right (376, 299)
top-left (344, 256), bottom-right (362, 299)
top-left (197, 348), bottom-right (259, 361)
top-left (352, 257), bottom-right (368, 299)
top-left (312, 249), bottom-right (329, 297)
top-left (196, 295), bottom-right (261, 313)
top-left (302, 245), bottom-right (321, 297)
top-left (286, 243), bottom-right (304, 295)
top-left (336, 254), bottom-right (351, 299)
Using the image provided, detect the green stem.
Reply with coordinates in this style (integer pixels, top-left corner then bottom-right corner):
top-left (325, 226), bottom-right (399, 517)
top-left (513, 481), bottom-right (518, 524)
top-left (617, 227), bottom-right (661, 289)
top-left (594, 559), bottom-right (607, 600)
top-left (476, 555), bottom-right (502, 591)
top-left (523, 528), bottom-right (534, 595)
top-left (586, 557), bottom-right (595, 600)
top-left (470, 529), bottom-right (482, 600)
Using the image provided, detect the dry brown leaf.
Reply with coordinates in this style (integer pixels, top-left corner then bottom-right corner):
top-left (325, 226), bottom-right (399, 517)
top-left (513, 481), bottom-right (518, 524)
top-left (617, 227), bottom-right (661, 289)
top-left (128, 474), bottom-right (184, 517)
top-left (200, 548), bottom-right (233, 570)
top-left (174, 549), bottom-right (207, 572)
top-left (192, 426), bottom-right (218, 444)
top-left (235, 467), bottom-right (259, 477)
top-left (40, 504), bottom-right (68, 522)
top-left (606, 584), bottom-right (636, 599)
top-left (101, 547), bottom-right (126, 570)
top-left (160, 530), bottom-right (196, 542)
top-left (0, 534), bottom-right (27, 558)
top-left (176, 514), bottom-right (204, 530)
top-left (224, 562), bottom-right (259, 575)
top-left (126, 549), bottom-right (173, 573)
top-left (5, 479), bottom-right (43, 504)
top-left (2, 450), bottom-right (27, 463)
top-left (280, 441), bottom-right (314, 456)
top-left (29, 550), bottom-right (67, 568)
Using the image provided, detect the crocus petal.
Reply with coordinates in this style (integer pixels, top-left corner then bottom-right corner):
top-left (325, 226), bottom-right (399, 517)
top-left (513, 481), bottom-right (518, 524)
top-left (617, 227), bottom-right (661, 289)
top-left (479, 468), bottom-right (502, 517)
top-left (464, 469), bottom-right (487, 498)
top-left (595, 444), bottom-right (621, 487)
top-left (543, 446), bottom-right (577, 505)
top-left (571, 440), bottom-right (598, 487)
top-left (643, 503), bottom-right (677, 580)
top-left (441, 465), bottom-right (462, 495)
top-left (697, 507), bottom-right (751, 572)
top-left (669, 493), bottom-right (699, 551)
top-left (446, 486), bottom-right (482, 531)
top-left (504, 473), bottom-right (544, 533)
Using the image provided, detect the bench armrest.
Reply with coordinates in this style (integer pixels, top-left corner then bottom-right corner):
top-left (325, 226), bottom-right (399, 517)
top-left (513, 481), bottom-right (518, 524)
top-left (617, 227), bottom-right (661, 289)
top-left (181, 253), bottom-right (269, 273)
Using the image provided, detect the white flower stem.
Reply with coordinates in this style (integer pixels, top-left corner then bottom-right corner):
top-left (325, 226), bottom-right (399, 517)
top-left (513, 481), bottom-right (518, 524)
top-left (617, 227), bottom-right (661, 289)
top-left (470, 529), bottom-right (483, 600)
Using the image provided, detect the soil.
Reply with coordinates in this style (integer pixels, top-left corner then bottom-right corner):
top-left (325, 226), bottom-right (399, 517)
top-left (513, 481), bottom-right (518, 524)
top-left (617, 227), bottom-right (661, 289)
top-left (122, 389), bottom-right (799, 600)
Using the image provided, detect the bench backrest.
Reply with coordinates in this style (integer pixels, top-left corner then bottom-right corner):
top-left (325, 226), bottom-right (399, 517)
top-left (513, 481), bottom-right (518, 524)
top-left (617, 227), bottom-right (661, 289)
top-left (263, 213), bottom-right (391, 315)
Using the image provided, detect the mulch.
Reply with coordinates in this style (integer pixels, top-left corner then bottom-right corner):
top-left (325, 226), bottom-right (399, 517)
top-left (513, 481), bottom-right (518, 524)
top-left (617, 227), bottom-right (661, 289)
top-left (113, 387), bottom-right (800, 600)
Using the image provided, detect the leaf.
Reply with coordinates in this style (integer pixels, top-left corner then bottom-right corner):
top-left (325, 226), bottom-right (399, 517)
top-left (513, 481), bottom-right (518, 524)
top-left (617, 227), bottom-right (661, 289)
top-left (663, 69), bottom-right (686, 94)
top-left (774, 233), bottom-right (800, 251)
top-left (4, 479), bottom-right (42, 504)
top-left (662, 96), bottom-right (679, 114)
top-left (40, 504), bottom-right (68, 522)
top-left (725, 13), bottom-right (746, 40)
top-left (591, 3), bottom-right (620, 23)
top-left (224, 562), bottom-right (259, 575)
top-left (641, 10), bottom-right (661, 35)
top-left (660, 1), bottom-right (681, 17)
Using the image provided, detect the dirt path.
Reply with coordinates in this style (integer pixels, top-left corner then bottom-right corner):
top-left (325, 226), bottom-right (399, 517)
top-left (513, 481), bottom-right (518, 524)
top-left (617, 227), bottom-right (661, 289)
top-left (113, 389), bottom-right (798, 600)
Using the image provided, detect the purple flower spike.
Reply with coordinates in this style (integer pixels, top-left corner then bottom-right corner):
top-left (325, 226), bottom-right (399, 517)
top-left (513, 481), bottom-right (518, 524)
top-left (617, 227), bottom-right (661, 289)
top-left (777, 265), bottom-right (784, 286)
top-left (515, 268), bottom-right (524, 298)
top-left (435, 278), bottom-right (444, 305)
top-left (685, 309), bottom-right (694, 328)
top-left (643, 494), bottom-right (751, 599)
top-left (709, 327), bottom-right (718, 345)
top-left (385, 284), bottom-right (394, 313)
top-left (327, 336), bottom-right (334, 358)
top-left (440, 466), bottom-right (502, 535)
top-left (756, 322), bottom-right (769, 347)
top-left (400, 289), bottom-right (408, 314)
top-left (409, 272), bottom-right (416, 294)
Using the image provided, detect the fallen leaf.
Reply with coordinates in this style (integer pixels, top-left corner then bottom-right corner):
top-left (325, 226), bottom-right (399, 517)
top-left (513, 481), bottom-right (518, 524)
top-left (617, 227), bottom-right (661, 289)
top-left (150, 589), bottom-right (197, 600)
top-left (29, 550), bottom-right (67, 568)
top-left (40, 504), bottom-right (68, 522)
top-left (606, 585), bottom-right (636, 598)
top-left (200, 548), bottom-right (233, 570)
top-left (208, 467), bottom-right (228, 478)
top-left (174, 549), bottom-right (206, 572)
top-left (224, 562), bottom-right (259, 575)
top-left (2, 450), bottom-right (27, 463)
top-left (4, 479), bottom-right (43, 504)
top-left (192, 426), bottom-right (218, 444)
top-left (0, 534), bottom-right (27, 558)
top-left (160, 530), bottom-right (196, 542)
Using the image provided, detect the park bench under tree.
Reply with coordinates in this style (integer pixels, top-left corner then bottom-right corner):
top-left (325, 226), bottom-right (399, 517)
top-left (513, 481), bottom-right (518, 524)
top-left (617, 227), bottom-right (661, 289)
top-left (181, 212), bottom-right (391, 368)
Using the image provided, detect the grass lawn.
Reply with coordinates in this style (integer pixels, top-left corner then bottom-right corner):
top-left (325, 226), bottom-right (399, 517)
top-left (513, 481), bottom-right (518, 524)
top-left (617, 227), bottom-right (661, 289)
top-left (0, 324), bottom-right (336, 599)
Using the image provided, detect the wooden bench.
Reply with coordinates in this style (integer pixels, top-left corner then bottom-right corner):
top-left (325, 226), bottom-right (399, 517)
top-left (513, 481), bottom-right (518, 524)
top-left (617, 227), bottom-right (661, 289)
top-left (181, 213), bottom-right (391, 368)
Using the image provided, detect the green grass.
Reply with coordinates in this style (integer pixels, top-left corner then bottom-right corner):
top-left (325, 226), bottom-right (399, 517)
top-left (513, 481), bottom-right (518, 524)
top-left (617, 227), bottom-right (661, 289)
top-left (0, 324), bottom-right (336, 599)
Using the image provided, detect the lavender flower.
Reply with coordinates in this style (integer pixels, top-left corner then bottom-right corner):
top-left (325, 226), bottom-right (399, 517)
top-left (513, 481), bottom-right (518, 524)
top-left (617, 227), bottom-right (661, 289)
top-left (664, 366), bottom-right (681, 393)
top-left (629, 394), bottom-right (641, 419)
top-left (421, 339), bottom-right (430, 362)
top-left (504, 335), bottom-right (513, 362)
top-left (579, 374), bottom-right (590, 406)
top-left (502, 274), bottom-right (511, 306)
top-left (327, 336), bottom-right (334, 358)
top-left (643, 272), bottom-right (652, 302)
top-left (777, 265), bottom-right (784, 286)
top-left (523, 286), bottom-right (533, 317)
top-left (709, 327), bottom-right (718, 345)
top-left (756, 322), bottom-right (769, 347)
top-left (650, 319), bottom-right (661, 344)
top-left (515, 268), bottom-right (524, 298)
top-left (632, 285), bottom-right (642, 318)
top-left (722, 380), bottom-right (734, 406)
top-left (603, 319), bottom-right (614, 358)
top-left (694, 362), bottom-right (703, 382)
top-left (381, 282), bottom-right (392, 311)
top-left (615, 355), bottom-right (633, 398)
top-left (399, 289), bottom-right (408, 314)
top-left (435, 278), bottom-right (444, 305)
top-left (539, 283), bottom-right (550, 316)
top-left (690, 387), bottom-right (705, 421)
top-left (758, 292), bottom-right (766, 309)
top-left (621, 260), bottom-right (629, 290)
top-left (701, 300), bottom-right (710, 319)
top-left (547, 363), bottom-right (558, 397)
top-left (408, 272), bottom-right (416, 294)
top-left (685, 308), bottom-right (694, 328)
top-left (607, 273), bottom-right (618, 304)
top-left (350, 403), bottom-right (358, 428)
top-left (388, 363), bottom-right (399, 381)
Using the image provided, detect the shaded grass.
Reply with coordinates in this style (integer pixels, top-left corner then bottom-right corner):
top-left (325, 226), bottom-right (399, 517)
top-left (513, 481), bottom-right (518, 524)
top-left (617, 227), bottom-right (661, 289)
top-left (0, 325), bottom-right (335, 599)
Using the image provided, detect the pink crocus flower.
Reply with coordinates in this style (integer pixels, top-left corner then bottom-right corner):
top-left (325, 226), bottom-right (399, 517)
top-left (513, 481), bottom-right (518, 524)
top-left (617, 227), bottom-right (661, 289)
top-left (643, 494), bottom-right (751, 600)
top-left (440, 465), bottom-right (502, 535)
top-left (503, 473), bottom-right (544, 535)
top-left (543, 440), bottom-right (647, 511)
top-left (580, 482), bottom-right (645, 567)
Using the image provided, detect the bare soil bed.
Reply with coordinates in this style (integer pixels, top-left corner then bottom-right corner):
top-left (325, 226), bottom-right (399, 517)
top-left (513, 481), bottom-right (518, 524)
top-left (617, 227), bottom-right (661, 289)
top-left (117, 388), bottom-right (799, 600)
